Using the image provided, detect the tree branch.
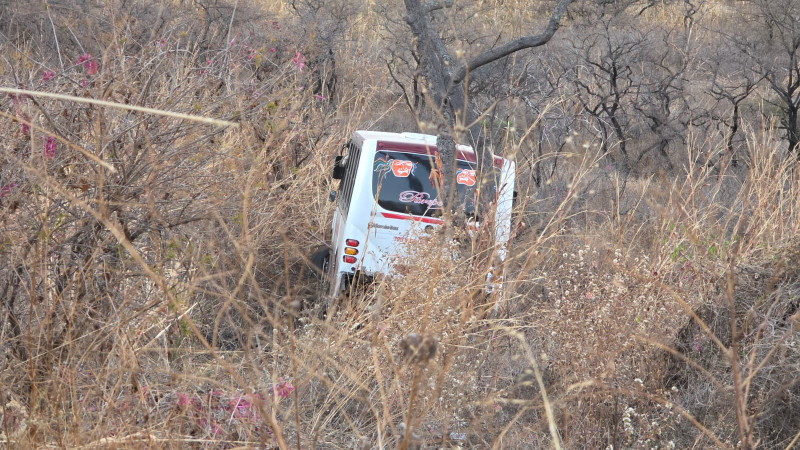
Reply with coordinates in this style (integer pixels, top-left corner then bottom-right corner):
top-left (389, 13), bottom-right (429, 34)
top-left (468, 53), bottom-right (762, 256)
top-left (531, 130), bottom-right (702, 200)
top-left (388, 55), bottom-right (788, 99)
top-left (449, 0), bottom-right (574, 84)
top-left (423, 0), bottom-right (453, 13)
top-left (386, 56), bottom-right (415, 112)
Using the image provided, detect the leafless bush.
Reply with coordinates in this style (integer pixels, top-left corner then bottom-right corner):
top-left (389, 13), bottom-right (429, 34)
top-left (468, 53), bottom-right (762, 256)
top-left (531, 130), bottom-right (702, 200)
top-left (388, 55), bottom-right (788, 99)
top-left (2, 1), bottom-right (800, 448)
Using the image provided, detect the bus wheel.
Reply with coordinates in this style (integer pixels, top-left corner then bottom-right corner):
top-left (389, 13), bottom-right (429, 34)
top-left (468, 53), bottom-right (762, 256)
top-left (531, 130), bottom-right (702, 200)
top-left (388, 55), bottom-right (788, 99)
top-left (309, 246), bottom-right (331, 313)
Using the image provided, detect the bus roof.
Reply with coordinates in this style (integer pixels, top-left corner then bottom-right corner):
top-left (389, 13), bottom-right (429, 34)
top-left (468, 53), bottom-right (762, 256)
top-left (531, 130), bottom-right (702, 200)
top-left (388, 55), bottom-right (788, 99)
top-left (352, 130), bottom-right (505, 168)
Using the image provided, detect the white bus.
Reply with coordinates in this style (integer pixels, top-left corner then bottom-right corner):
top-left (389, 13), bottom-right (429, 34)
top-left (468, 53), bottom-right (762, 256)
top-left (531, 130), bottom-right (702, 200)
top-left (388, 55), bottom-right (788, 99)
top-left (312, 131), bottom-right (516, 301)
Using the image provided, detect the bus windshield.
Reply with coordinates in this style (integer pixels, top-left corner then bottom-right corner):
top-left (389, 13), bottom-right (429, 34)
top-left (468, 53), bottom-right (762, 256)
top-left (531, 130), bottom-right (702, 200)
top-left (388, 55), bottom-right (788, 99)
top-left (371, 150), bottom-right (479, 217)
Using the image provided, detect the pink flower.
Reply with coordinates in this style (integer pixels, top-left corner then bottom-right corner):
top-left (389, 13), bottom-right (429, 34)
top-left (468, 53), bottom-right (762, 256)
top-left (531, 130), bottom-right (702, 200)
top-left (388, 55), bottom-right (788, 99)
top-left (86, 60), bottom-right (98, 75)
top-left (18, 111), bottom-right (30, 134)
top-left (232, 396), bottom-right (251, 409)
top-left (291, 52), bottom-right (305, 72)
top-left (42, 70), bottom-right (56, 82)
top-left (176, 392), bottom-right (190, 408)
top-left (44, 136), bottom-right (57, 159)
top-left (269, 47), bottom-right (276, 53)
top-left (80, 79), bottom-right (87, 87)
top-left (0, 183), bottom-right (17, 197)
top-left (227, 393), bottom-right (261, 419)
top-left (209, 422), bottom-right (223, 437)
top-left (76, 53), bottom-right (98, 75)
top-left (313, 94), bottom-right (326, 101)
top-left (8, 92), bottom-right (29, 105)
top-left (270, 380), bottom-right (294, 399)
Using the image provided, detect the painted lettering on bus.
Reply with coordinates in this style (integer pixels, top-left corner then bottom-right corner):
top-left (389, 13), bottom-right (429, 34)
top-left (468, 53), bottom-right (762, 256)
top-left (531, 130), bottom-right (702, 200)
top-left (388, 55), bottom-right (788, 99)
top-left (398, 190), bottom-right (443, 208)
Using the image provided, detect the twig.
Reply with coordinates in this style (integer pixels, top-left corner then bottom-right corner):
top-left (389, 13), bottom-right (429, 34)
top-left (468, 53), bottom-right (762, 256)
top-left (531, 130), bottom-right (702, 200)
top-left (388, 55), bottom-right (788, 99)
top-left (224, 0), bottom-right (240, 93)
top-left (0, 109), bottom-right (116, 172)
top-left (0, 87), bottom-right (239, 128)
top-left (149, 302), bottom-right (198, 346)
top-left (45, 1), bottom-right (64, 71)
top-left (512, 330), bottom-right (563, 449)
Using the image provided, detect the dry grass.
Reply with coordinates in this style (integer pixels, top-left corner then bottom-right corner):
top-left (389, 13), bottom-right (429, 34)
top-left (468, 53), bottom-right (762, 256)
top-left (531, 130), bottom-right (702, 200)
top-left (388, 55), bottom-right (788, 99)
top-left (1, 1), bottom-right (799, 449)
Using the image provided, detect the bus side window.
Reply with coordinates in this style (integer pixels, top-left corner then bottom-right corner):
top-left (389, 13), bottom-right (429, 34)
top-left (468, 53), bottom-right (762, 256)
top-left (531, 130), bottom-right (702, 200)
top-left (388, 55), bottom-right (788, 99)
top-left (332, 155), bottom-right (346, 179)
top-left (336, 144), bottom-right (350, 200)
top-left (337, 141), bottom-right (361, 217)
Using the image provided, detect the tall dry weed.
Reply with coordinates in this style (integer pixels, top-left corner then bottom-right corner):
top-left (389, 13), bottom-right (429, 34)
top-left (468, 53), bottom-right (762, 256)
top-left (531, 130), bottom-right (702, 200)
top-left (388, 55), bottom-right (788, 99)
top-left (1, 1), bottom-right (799, 449)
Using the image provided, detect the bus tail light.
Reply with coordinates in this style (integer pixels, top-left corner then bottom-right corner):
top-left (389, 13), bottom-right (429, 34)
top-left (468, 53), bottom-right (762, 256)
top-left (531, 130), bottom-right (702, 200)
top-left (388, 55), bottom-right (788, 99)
top-left (343, 255), bottom-right (357, 264)
top-left (345, 239), bottom-right (359, 247)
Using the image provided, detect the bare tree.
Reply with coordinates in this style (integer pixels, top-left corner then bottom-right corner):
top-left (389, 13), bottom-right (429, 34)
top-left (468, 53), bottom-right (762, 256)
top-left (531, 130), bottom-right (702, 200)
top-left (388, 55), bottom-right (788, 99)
top-left (386, 47), bottom-right (426, 115)
top-left (289, 0), bottom-right (363, 104)
top-left (708, 64), bottom-right (761, 168)
top-left (517, 55), bottom-right (576, 189)
top-left (630, 27), bottom-right (700, 173)
top-left (742, 0), bottom-right (800, 159)
top-left (571, 15), bottom-right (644, 175)
top-left (402, 0), bottom-right (575, 217)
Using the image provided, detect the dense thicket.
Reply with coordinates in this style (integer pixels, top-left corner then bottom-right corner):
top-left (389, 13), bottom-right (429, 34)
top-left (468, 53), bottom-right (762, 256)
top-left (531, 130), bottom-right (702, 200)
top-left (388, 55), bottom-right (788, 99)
top-left (1, 0), bottom-right (798, 447)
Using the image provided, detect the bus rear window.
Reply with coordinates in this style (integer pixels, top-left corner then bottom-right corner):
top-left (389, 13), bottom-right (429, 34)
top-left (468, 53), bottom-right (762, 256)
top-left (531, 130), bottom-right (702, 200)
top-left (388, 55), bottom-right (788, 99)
top-left (371, 151), bottom-right (479, 217)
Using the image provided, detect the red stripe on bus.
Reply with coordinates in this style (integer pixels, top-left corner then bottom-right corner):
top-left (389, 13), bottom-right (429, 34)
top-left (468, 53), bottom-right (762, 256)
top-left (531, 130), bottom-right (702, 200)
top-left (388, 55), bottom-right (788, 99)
top-left (380, 212), bottom-right (444, 225)
top-left (376, 141), bottom-right (504, 168)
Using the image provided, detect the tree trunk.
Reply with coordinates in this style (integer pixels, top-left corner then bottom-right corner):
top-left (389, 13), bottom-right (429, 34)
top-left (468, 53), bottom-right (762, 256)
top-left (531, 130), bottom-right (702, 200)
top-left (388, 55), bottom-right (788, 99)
top-left (787, 105), bottom-right (799, 159)
top-left (403, 0), bottom-right (574, 218)
top-left (607, 111), bottom-right (631, 175)
top-left (726, 103), bottom-right (740, 168)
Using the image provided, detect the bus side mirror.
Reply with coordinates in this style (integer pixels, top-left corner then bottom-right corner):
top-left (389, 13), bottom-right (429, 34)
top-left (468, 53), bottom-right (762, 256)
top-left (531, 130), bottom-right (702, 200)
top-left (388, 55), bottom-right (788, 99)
top-left (332, 156), bottom-right (345, 179)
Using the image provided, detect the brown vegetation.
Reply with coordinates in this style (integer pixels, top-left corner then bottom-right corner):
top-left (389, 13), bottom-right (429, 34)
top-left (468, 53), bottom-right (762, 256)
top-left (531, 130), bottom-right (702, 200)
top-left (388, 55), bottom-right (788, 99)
top-left (1, 0), bottom-right (798, 448)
